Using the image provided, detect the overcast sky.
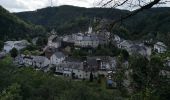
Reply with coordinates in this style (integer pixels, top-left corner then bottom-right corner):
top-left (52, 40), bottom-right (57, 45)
top-left (0, 0), bottom-right (170, 12)
top-left (0, 0), bottom-right (95, 12)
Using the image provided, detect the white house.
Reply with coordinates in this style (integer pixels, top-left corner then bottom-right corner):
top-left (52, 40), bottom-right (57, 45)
top-left (54, 56), bottom-right (118, 80)
top-left (55, 60), bottom-right (85, 79)
top-left (15, 55), bottom-right (50, 69)
top-left (50, 52), bottom-right (66, 65)
top-left (74, 35), bottom-right (99, 48)
top-left (3, 40), bottom-right (30, 53)
top-left (154, 42), bottom-right (167, 53)
top-left (23, 56), bottom-right (34, 66)
top-left (63, 27), bottom-right (100, 48)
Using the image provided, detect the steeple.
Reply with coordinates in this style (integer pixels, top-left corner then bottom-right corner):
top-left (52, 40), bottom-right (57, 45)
top-left (88, 26), bottom-right (93, 34)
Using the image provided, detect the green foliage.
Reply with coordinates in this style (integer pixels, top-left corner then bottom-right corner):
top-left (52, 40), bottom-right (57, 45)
top-left (72, 49), bottom-right (88, 58)
top-left (36, 37), bottom-right (48, 47)
top-left (129, 54), bottom-right (170, 99)
top-left (0, 83), bottom-right (22, 100)
top-left (10, 48), bottom-right (18, 58)
top-left (0, 6), bottom-right (45, 41)
top-left (16, 5), bottom-right (128, 34)
top-left (0, 56), bottom-right (124, 100)
top-left (23, 50), bottom-right (31, 55)
top-left (130, 88), bottom-right (158, 100)
top-left (0, 40), bottom-right (4, 50)
top-left (129, 55), bottom-right (149, 91)
top-left (120, 49), bottom-right (129, 61)
top-left (89, 72), bottom-right (94, 82)
top-left (94, 45), bottom-right (122, 57)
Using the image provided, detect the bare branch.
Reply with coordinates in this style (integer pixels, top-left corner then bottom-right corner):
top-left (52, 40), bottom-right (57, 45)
top-left (108, 0), bottom-right (161, 30)
top-left (102, 0), bottom-right (114, 7)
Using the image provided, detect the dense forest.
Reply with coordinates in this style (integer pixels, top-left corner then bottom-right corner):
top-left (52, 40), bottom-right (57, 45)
top-left (0, 6), bottom-right (45, 41)
top-left (15, 5), bottom-right (128, 34)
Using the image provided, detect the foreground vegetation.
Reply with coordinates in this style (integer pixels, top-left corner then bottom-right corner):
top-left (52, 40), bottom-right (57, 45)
top-left (0, 56), bottom-right (124, 100)
top-left (1, 52), bottom-right (170, 100)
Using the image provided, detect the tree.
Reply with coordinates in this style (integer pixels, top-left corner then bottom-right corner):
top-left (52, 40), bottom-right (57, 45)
top-left (129, 54), bottom-right (168, 99)
top-left (129, 55), bottom-right (149, 91)
top-left (89, 72), bottom-right (94, 82)
top-left (0, 83), bottom-right (22, 100)
top-left (10, 48), bottom-right (18, 58)
top-left (147, 56), bottom-right (163, 87)
top-left (121, 49), bottom-right (129, 61)
top-left (114, 56), bottom-right (127, 94)
top-left (23, 50), bottom-right (30, 55)
top-left (0, 40), bottom-right (4, 51)
top-left (36, 37), bottom-right (47, 47)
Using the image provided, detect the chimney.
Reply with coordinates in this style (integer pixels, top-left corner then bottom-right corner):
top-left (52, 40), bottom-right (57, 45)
top-left (83, 61), bottom-right (88, 71)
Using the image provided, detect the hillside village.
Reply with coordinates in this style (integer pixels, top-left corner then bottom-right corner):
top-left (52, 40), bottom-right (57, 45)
top-left (0, 26), bottom-right (169, 88)
top-left (1, 1), bottom-right (170, 99)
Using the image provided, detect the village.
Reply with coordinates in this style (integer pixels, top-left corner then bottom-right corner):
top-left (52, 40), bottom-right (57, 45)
top-left (0, 26), bottom-right (170, 88)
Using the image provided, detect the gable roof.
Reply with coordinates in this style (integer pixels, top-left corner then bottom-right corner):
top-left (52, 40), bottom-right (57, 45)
top-left (54, 52), bottom-right (65, 58)
top-left (33, 56), bottom-right (48, 63)
top-left (155, 42), bottom-right (167, 48)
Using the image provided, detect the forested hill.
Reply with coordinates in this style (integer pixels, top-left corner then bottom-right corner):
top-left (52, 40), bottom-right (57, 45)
top-left (15, 6), bottom-right (170, 47)
top-left (0, 6), bottom-right (45, 41)
top-left (121, 7), bottom-right (170, 47)
top-left (15, 5), bottom-right (129, 33)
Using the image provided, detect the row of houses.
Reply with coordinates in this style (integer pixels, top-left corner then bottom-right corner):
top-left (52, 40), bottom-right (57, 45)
top-left (55, 56), bottom-right (118, 79)
top-left (113, 36), bottom-right (152, 57)
top-left (14, 46), bottom-right (119, 80)
top-left (15, 46), bottom-right (66, 68)
top-left (62, 27), bottom-right (110, 48)
top-left (113, 35), bottom-right (168, 57)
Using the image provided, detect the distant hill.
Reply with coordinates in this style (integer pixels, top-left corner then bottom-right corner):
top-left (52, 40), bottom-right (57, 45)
top-left (15, 5), bottom-right (128, 34)
top-left (15, 5), bottom-right (170, 48)
top-left (121, 7), bottom-right (170, 47)
top-left (0, 6), bottom-right (45, 41)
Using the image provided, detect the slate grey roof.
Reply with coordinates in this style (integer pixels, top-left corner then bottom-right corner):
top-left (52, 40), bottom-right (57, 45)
top-left (65, 57), bottom-right (83, 63)
top-left (57, 61), bottom-right (83, 70)
top-left (130, 45), bottom-right (147, 51)
top-left (155, 42), bottom-right (167, 48)
top-left (33, 56), bottom-right (47, 63)
top-left (120, 40), bottom-right (133, 47)
top-left (54, 52), bottom-right (65, 58)
top-left (87, 57), bottom-right (98, 66)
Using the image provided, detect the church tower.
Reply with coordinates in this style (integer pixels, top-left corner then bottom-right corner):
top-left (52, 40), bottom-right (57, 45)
top-left (88, 26), bottom-right (93, 34)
